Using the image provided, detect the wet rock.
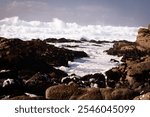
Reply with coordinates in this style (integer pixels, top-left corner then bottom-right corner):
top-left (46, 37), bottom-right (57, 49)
top-left (0, 37), bottom-right (88, 69)
top-left (61, 74), bottom-right (80, 84)
top-left (25, 72), bottom-right (54, 96)
top-left (80, 73), bottom-right (106, 88)
top-left (0, 78), bottom-right (24, 96)
top-left (105, 68), bottom-right (122, 88)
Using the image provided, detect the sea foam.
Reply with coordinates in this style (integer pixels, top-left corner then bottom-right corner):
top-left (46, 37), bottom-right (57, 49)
top-left (0, 16), bottom-right (138, 41)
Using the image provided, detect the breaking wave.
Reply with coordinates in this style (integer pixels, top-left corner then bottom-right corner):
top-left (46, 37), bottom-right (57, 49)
top-left (0, 16), bottom-right (138, 41)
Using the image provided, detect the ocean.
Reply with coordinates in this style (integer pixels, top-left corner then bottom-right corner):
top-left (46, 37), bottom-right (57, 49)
top-left (0, 17), bottom-right (139, 76)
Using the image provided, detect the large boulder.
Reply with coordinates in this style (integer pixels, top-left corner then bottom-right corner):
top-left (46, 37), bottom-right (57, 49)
top-left (136, 26), bottom-right (150, 49)
top-left (105, 67), bottom-right (122, 88)
top-left (45, 83), bottom-right (78, 100)
top-left (126, 57), bottom-right (150, 87)
top-left (0, 37), bottom-right (88, 69)
top-left (111, 88), bottom-right (139, 100)
top-left (70, 88), bottom-right (102, 100)
top-left (25, 72), bottom-right (54, 96)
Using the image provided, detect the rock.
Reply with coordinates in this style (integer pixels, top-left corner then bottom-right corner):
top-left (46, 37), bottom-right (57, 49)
top-left (45, 83), bottom-right (78, 100)
top-left (0, 37), bottom-right (88, 69)
top-left (0, 78), bottom-right (24, 96)
top-left (100, 88), bottom-right (114, 100)
top-left (4, 93), bottom-right (45, 100)
top-left (148, 24), bottom-right (150, 30)
top-left (126, 58), bottom-right (150, 87)
top-left (80, 73), bottom-right (106, 88)
top-left (136, 26), bottom-right (150, 49)
top-left (105, 68), bottom-right (122, 88)
top-left (44, 38), bottom-right (81, 43)
top-left (61, 74), bottom-right (80, 84)
top-left (133, 92), bottom-right (150, 100)
top-left (111, 88), bottom-right (139, 100)
top-left (70, 88), bottom-right (102, 100)
top-left (0, 69), bottom-right (17, 79)
top-left (106, 40), bottom-right (149, 61)
top-left (25, 72), bottom-right (53, 96)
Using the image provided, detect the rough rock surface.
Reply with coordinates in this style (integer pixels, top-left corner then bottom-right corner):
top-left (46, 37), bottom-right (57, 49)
top-left (45, 83), bottom-right (78, 100)
top-left (136, 26), bottom-right (150, 49)
top-left (0, 37), bottom-right (88, 99)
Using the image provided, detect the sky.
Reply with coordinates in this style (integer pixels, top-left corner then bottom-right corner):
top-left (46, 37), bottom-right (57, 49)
top-left (0, 0), bottom-right (149, 26)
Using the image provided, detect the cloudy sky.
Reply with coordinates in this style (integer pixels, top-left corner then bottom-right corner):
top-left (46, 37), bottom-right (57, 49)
top-left (0, 0), bottom-right (149, 26)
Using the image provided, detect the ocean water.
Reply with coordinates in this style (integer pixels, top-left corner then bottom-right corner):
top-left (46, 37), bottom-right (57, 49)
top-left (0, 17), bottom-right (139, 76)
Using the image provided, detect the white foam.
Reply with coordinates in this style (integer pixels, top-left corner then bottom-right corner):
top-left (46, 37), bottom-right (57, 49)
top-left (53, 42), bottom-right (122, 76)
top-left (0, 16), bottom-right (138, 41)
top-left (0, 16), bottom-right (138, 76)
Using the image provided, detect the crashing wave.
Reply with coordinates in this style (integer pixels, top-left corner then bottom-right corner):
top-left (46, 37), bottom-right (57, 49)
top-left (0, 16), bottom-right (138, 41)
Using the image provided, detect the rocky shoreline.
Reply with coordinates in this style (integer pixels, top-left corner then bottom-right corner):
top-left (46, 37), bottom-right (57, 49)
top-left (0, 25), bottom-right (150, 100)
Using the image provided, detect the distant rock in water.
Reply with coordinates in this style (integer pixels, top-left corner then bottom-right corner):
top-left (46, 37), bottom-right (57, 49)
top-left (44, 38), bottom-right (81, 43)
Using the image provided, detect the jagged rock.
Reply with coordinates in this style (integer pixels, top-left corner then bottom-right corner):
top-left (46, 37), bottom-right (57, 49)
top-left (125, 57), bottom-right (150, 87)
top-left (105, 68), bottom-right (122, 88)
top-left (80, 73), bottom-right (106, 88)
top-left (25, 72), bottom-right (54, 96)
top-left (0, 37), bottom-right (88, 69)
top-left (106, 40), bottom-right (149, 61)
top-left (0, 78), bottom-right (24, 96)
top-left (61, 74), bottom-right (80, 84)
top-left (136, 26), bottom-right (150, 49)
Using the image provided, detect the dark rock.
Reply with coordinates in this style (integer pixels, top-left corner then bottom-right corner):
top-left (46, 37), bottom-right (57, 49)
top-left (0, 37), bottom-right (88, 69)
top-left (0, 78), bottom-right (24, 96)
top-left (3, 93), bottom-right (45, 100)
top-left (89, 40), bottom-right (111, 44)
top-left (0, 37), bottom-right (88, 81)
top-left (0, 69), bottom-right (18, 79)
top-left (80, 73), bottom-right (106, 88)
top-left (25, 72), bottom-right (53, 96)
top-left (61, 74), bottom-right (80, 84)
top-left (105, 68), bottom-right (122, 88)
top-left (44, 38), bottom-right (81, 43)
top-left (110, 59), bottom-right (119, 63)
